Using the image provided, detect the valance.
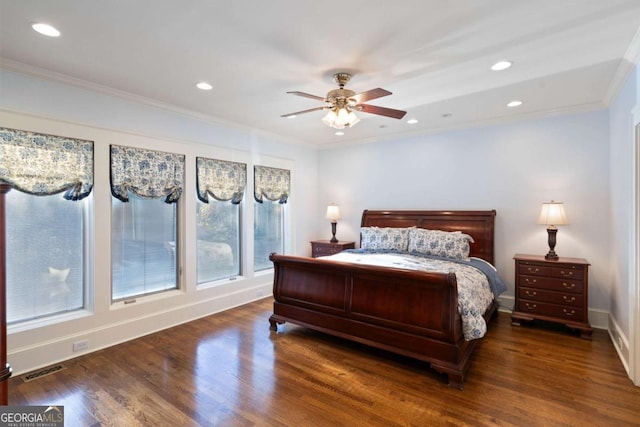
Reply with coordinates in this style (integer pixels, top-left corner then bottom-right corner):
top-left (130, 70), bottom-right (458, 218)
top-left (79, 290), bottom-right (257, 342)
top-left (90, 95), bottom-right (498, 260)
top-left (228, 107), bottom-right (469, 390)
top-left (254, 165), bottom-right (290, 204)
top-left (0, 127), bottom-right (94, 200)
top-left (196, 157), bottom-right (246, 204)
top-left (110, 145), bottom-right (185, 204)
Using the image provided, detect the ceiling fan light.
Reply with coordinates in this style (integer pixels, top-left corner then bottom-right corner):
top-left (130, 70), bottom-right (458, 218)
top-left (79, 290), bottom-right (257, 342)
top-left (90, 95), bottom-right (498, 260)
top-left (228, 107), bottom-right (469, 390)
top-left (334, 108), bottom-right (350, 127)
top-left (346, 111), bottom-right (360, 127)
top-left (322, 109), bottom-right (338, 127)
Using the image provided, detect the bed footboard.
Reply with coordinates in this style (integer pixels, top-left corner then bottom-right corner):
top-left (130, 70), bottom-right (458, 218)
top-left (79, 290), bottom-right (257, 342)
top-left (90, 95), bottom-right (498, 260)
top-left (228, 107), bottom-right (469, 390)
top-left (269, 253), bottom-right (490, 388)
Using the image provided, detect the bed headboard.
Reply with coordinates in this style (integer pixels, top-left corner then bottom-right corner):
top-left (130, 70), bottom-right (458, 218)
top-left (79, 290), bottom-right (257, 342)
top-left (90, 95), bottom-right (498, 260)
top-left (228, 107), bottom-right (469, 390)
top-left (360, 210), bottom-right (497, 265)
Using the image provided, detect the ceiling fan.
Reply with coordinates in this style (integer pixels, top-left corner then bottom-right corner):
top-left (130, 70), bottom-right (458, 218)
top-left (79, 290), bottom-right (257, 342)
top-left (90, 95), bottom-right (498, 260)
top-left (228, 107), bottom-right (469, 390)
top-left (281, 73), bottom-right (407, 129)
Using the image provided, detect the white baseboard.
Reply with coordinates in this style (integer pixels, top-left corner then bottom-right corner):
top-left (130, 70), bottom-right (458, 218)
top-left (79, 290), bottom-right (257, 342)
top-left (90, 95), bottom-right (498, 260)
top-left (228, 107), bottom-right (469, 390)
top-left (608, 314), bottom-right (630, 375)
top-left (8, 282), bottom-right (273, 376)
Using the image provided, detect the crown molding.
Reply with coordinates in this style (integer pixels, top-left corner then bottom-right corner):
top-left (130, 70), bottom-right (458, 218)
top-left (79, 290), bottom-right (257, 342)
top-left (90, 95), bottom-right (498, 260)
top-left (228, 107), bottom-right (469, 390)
top-left (604, 26), bottom-right (640, 106)
top-left (0, 58), bottom-right (313, 149)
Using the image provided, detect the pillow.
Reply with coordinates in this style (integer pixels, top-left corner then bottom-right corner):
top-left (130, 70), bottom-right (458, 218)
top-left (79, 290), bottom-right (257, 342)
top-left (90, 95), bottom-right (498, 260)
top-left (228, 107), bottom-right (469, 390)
top-left (360, 227), bottom-right (412, 251)
top-left (408, 228), bottom-right (474, 260)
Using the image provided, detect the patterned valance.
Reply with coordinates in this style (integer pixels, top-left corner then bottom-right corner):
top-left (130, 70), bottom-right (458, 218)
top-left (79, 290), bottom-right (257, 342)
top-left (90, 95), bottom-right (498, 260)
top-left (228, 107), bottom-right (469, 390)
top-left (254, 165), bottom-right (290, 204)
top-left (196, 157), bottom-right (246, 204)
top-left (0, 127), bottom-right (94, 200)
top-left (110, 145), bottom-right (185, 204)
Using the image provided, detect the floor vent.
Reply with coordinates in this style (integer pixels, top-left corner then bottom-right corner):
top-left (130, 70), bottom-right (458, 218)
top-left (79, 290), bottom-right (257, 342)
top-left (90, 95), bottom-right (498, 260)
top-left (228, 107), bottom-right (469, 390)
top-left (21, 364), bottom-right (66, 382)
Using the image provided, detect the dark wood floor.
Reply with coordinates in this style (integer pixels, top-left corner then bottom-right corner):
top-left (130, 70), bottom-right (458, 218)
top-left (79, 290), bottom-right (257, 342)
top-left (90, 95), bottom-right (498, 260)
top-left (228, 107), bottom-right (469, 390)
top-left (8, 298), bottom-right (640, 426)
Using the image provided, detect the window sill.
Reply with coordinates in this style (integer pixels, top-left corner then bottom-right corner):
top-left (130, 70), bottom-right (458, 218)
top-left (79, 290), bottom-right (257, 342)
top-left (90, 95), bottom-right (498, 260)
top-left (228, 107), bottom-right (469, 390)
top-left (8, 308), bottom-right (94, 334)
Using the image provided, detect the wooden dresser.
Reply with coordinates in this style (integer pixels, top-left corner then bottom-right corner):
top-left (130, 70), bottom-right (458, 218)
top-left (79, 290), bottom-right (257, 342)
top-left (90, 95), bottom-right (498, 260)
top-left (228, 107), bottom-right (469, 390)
top-left (310, 240), bottom-right (355, 258)
top-left (512, 254), bottom-right (592, 339)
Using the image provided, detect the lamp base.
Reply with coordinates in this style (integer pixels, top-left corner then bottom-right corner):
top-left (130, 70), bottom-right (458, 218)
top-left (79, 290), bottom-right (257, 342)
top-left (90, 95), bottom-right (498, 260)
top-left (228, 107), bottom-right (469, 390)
top-left (330, 221), bottom-right (338, 243)
top-left (544, 251), bottom-right (559, 260)
top-left (545, 227), bottom-right (559, 260)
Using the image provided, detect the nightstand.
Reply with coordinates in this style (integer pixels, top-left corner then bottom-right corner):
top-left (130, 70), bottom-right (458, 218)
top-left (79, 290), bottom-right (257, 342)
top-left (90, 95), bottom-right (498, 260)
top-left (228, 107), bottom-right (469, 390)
top-left (310, 240), bottom-right (355, 258)
top-left (512, 254), bottom-right (592, 339)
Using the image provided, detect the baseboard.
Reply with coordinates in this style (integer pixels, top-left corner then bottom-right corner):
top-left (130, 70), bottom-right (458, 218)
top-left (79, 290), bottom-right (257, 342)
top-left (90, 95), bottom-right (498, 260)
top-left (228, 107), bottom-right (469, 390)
top-left (608, 314), bottom-right (630, 375)
top-left (8, 282), bottom-right (273, 376)
top-left (496, 295), bottom-right (608, 329)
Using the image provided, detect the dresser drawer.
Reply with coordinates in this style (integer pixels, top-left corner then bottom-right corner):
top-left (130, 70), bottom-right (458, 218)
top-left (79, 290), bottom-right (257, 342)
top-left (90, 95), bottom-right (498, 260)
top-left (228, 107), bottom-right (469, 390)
top-left (518, 275), bottom-right (584, 294)
top-left (518, 287), bottom-right (584, 307)
top-left (312, 246), bottom-right (342, 257)
top-left (518, 264), bottom-right (551, 276)
top-left (517, 300), bottom-right (585, 322)
top-left (550, 266), bottom-right (585, 281)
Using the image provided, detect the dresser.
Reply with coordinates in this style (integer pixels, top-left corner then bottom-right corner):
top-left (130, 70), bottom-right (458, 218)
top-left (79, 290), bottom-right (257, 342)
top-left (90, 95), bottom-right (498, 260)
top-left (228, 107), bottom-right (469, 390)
top-left (512, 254), bottom-right (592, 339)
top-left (310, 240), bottom-right (355, 258)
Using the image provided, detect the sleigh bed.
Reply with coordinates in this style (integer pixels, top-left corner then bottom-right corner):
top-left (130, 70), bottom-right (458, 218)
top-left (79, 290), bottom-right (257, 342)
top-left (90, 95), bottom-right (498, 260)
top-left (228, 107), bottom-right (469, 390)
top-left (269, 210), bottom-right (503, 389)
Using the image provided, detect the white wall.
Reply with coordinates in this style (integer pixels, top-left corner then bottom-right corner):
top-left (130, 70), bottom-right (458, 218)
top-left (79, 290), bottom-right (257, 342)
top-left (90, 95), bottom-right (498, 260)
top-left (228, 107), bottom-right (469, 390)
top-left (0, 70), bottom-right (319, 374)
top-left (608, 63), bottom-right (639, 375)
top-left (317, 110), bottom-right (611, 321)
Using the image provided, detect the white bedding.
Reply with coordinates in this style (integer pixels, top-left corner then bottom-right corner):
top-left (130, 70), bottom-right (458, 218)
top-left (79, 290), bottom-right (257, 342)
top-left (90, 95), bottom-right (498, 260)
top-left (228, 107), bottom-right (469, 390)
top-left (320, 251), bottom-right (495, 340)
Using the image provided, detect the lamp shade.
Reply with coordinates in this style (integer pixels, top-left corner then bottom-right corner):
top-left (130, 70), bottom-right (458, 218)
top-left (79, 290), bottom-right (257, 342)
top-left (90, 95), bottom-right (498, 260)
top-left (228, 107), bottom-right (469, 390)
top-left (325, 205), bottom-right (341, 221)
top-left (537, 201), bottom-right (568, 226)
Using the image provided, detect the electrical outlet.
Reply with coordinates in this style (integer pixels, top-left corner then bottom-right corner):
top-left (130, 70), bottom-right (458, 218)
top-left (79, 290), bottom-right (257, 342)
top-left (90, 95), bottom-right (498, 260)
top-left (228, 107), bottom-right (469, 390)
top-left (72, 339), bottom-right (88, 352)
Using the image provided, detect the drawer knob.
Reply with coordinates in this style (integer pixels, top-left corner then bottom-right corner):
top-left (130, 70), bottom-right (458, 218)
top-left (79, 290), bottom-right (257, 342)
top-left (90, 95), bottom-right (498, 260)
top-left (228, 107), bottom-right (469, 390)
top-left (562, 282), bottom-right (576, 290)
top-left (525, 290), bottom-right (537, 297)
top-left (563, 296), bottom-right (576, 303)
top-left (525, 303), bottom-right (537, 310)
top-left (525, 278), bottom-right (537, 284)
top-left (527, 267), bottom-right (539, 273)
top-left (560, 270), bottom-right (574, 277)
top-left (563, 309), bottom-right (576, 317)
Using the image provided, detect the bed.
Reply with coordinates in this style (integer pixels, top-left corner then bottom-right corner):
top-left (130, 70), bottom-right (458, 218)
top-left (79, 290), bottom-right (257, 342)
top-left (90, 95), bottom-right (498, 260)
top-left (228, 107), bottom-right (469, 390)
top-left (269, 210), bottom-right (503, 389)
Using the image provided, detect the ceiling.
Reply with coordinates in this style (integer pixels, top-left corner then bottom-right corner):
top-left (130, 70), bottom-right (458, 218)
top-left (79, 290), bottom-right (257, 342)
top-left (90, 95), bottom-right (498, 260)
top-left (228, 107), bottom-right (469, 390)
top-left (1, 1), bottom-right (640, 147)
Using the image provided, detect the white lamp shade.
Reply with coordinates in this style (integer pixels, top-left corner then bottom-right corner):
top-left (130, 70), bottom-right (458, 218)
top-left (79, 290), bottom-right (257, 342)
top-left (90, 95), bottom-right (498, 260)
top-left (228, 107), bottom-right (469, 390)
top-left (325, 205), bottom-right (341, 221)
top-left (537, 202), bottom-right (568, 226)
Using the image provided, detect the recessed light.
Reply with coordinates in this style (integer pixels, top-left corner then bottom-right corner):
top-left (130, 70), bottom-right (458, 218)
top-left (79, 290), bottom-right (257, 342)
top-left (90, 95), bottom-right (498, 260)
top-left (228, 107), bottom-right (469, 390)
top-left (32, 23), bottom-right (60, 37)
top-left (407, 119), bottom-right (419, 124)
top-left (335, 131), bottom-right (344, 136)
top-left (196, 82), bottom-right (213, 90)
top-left (491, 61), bottom-right (512, 71)
top-left (286, 115), bottom-right (296, 119)
top-left (507, 100), bottom-right (523, 107)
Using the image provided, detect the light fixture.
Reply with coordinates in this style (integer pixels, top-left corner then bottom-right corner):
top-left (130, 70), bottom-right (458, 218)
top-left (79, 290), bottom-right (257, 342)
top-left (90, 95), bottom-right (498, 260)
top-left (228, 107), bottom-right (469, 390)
top-left (196, 82), bottom-right (213, 90)
top-left (507, 100), bottom-right (523, 107)
top-left (335, 131), bottom-right (344, 136)
top-left (491, 60), bottom-right (512, 71)
top-left (537, 201), bottom-right (568, 260)
top-left (407, 118), bottom-right (419, 124)
top-left (325, 204), bottom-right (341, 243)
top-left (32, 23), bottom-right (60, 37)
top-left (323, 107), bottom-right (360, 129)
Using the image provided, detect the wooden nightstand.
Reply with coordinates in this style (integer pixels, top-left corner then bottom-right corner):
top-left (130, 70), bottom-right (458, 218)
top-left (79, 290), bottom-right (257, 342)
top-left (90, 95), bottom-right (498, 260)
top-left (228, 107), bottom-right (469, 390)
top-left (310, 240), bottom-right (355, 258)
top-left (512, 254), bottom-right (592, 339)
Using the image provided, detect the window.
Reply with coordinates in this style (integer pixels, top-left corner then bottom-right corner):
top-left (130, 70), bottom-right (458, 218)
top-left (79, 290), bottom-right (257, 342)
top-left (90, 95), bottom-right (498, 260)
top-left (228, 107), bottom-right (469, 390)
top-left (253, 200), bottom-right (284, 271)
top-left (0, 127), bottom-right (94, 324)
top-left (110, 145), bottom-right (185, 301)
top-left (196, 157), bottom-right (246, 283)
top-left (6, 191), bottom-right (87, 323)
top-left (253, 165), bottom-right (289, 271)
top-left (112, 195), bottom-right (178, 300)
top-left (196, 199), bottom-right (240, 282)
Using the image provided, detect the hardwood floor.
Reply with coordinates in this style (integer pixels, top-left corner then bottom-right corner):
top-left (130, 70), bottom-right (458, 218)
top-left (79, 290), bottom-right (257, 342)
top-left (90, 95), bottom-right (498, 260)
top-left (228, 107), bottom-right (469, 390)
top-left (8, 298), bottom-right (640, 426)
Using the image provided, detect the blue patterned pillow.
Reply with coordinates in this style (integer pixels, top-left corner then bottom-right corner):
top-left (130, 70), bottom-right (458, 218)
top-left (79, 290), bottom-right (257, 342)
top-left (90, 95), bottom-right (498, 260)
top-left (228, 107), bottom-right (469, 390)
top-left (360, 227), bottom-right (412, 251)
top-left (408, 228), bottom-right (474, 260)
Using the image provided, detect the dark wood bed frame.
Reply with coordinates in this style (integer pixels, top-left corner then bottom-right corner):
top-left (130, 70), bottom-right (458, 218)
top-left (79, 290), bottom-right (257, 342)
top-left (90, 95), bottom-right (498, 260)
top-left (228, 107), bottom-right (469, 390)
top-left (269, 210), bottom-right (498, 389)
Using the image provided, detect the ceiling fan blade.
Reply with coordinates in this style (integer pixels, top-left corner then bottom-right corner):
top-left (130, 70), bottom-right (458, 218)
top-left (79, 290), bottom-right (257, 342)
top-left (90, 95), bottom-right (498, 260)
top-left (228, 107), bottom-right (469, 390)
top-left (352, 88), bottom-right (392, 103)
top-left (281, 106), bottom-right (326, 118)
top-left (286, 91), bottom-right (326, 101)
top-left (358, 104), bottom-right (407, 119)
